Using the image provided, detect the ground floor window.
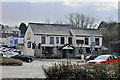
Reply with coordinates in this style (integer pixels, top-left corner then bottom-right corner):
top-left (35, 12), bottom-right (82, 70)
top-left (27, 41), bottom-right (31, 48)
top-left (95, 48), bottom-right (98, 54)
top-left (86, 47), bottom-right (91, 53)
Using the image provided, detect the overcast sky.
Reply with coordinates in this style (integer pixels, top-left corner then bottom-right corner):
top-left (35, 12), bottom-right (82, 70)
top-left (0, 0), bottom-right (119, 26)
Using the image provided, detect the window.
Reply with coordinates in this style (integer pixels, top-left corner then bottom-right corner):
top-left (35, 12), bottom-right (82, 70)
top-left (108, 56), bottom-right (114, 60)
top-left (27, 42), bottom-right (31, 48)
top-left (85, 38), bottom-right (89, 45)
top-left (95, 38), bottom-right (99, 45)
top-left (61, 37), bottom-right (64, 44)
top-left (41, 36), bottom-right (46, 44)
top-left (76, 40), bottom-right (84, 44)
top-left (86, 48), bottom-right (91, 53)
top-left (68, 37), bottom-right (72, 45)
top-left (56, 37), bottom-right (59, 43)
top-left (50, 37), bottom-right (54, 44)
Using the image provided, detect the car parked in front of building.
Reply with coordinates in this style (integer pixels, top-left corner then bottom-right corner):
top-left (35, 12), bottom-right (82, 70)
top-left (11, 54), bottom-right (34, 63)
top-left (87, 55), bottom-right (120, 64)
top-left (85, 55), bottom-right (97, 61)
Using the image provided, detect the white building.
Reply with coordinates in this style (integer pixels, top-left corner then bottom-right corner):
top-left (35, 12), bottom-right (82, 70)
top-left (24, 23), bottom-right (102, 58)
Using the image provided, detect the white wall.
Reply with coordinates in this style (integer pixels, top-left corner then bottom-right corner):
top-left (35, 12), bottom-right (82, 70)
top-left (74, 36), bottom-right (102, 48)
top-left (24, 25), bottom-right (34, 56)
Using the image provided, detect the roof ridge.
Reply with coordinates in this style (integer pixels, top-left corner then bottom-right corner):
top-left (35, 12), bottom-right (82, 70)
top-left (29, 22), bottom-right (71, 26)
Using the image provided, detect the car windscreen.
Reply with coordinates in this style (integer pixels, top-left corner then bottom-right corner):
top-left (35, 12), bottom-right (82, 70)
top-left (95, 55), bottom-right (109, 60)
top-left (86, 56), bottom-right (91, 58)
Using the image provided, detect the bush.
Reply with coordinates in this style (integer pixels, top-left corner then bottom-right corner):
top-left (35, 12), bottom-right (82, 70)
top-left (43, 61), bottom-right (120, 80)
top-left (0, 57), bottom-right (22, 66)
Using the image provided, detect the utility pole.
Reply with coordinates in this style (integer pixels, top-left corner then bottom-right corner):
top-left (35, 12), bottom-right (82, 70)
top-left (90, 33), bottom-right (95, 55)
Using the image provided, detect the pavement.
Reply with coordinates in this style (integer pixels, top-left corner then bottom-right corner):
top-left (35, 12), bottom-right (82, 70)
top-left (2, 59), bottom-right (85, 79)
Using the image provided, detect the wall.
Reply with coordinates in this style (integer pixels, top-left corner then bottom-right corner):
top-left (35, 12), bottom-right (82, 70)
top-left (24, 25), bottom-right (34, 56)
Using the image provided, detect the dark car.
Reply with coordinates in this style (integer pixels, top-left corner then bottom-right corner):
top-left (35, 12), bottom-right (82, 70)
top-left (85, 55), bottom-right (97, 61)
top-left (11, 54), bottom-right (34, 63)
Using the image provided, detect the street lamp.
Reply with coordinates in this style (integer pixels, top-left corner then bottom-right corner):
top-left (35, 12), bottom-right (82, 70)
top-left (38, 43), bottom-right (42, 61)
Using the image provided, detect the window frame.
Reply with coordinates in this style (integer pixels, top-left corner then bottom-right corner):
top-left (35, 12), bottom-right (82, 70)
top-left (68, 37), bottom-right (72, 45)
top-left (41, 36), bottom-right (46, 44)
top-left (95, 38), bottom-right (99, 46)
top-left (61, 37), bottom-right (65, 44)
top-left (50, 37), bottom-right (54, 44)
top-left (85, 38), bottom-right (89, 45)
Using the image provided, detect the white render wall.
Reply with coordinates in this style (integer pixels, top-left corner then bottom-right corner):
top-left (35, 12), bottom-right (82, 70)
top-left (74, 36), bottom-right (102, 48)
top-left (26, 34), bottom-right (102, 48)
top-left (24, 25), bottom-right (103, 57)
top-left (24, 26), bottom-right (34, 56)
top-left (33, 35), bottom-right (73, 47)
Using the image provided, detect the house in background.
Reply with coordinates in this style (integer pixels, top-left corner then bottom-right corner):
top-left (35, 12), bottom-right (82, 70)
top-left (24, 23), bottom-right (102, 58)
top-left (0, 25), bottom-right (21, 46)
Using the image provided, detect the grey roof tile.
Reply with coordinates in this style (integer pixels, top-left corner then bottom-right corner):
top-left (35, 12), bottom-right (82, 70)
top-left (29, 23), bottom-right (102, 36)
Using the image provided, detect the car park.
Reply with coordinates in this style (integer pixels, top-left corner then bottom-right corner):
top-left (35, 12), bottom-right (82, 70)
top-left (6, 52), bottom-right (19, 58)
top-left (11, 54), bottom-right (34, 63)
top-left (87, 55), bottom-right (120, 64)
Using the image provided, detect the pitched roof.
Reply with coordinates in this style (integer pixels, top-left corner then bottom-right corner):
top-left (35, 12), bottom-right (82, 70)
top-left (28, 23), bottom-right (102, 36)
top-left (29, 23), bottom-right (74, 36)
top-left (11, 27), bottom-right (20, 32)
top-left (71, 28), bottom-right (102, 36)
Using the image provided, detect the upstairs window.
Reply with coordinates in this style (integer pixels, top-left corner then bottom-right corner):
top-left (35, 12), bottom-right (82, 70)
top-left (95, 38), bottom-right (99, 45)
top-left (68, 37), bottom-right (72, 45)
top-left (56, 37), bottom-right (59, 44)
top-left (76, 40), bottom-right (84, 44)
top-left (85, 38), bottom-right (89, 45)
top-left (61, 37), bottom-right (65, 44)
top-left (41, 36), bottom-right (46, 44)
top-left (50, 37), bottom-right (54, 44)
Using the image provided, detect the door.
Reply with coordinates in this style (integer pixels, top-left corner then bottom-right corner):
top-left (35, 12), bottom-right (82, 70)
top-left (62, 50), bottom-right (66, 58)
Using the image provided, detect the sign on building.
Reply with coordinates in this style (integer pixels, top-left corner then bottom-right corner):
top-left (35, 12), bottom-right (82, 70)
top-left (90, 33), bottom-right (95, 54)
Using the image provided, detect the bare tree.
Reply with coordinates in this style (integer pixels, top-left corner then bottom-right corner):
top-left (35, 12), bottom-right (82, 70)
top-left (65, 13), bottom-right (97, 29)
top-left (45, 18), bottom-right (51, 24)
top-left (54, 18), bottom-right (63, 24)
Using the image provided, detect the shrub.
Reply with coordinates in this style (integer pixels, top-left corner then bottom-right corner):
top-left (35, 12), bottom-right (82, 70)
top-left (43, 61), bottom-right (120, 80)
top-left (0, 57), bottom-right (22, 66)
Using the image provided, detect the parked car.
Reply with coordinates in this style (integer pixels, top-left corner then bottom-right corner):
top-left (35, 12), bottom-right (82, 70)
top-left (11, 54), bottom-right (34, 63)
top-left (87, 55), bottom-right (120, 64)
top-left (6, 52), bottom-right (19, 58)
top-left (85, 55), bottom-right (97, 61)
top-left (0, 47), bottom-right (5, 51)
top-left (13, 49), bottom-right (21, 54)
top-left (1, 51), bottom-right (7, 57)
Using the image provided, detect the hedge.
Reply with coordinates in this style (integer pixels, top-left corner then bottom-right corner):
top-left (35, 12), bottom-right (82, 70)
top-left (43, 61), bottom-right (120, 80)
top-left (0, 57), bottom-right (22, 66)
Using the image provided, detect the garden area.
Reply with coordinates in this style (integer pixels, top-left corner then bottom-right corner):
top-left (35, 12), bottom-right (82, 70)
top-left (44, 61), bottom-right (120, 80)
top-left (0, 57), bottom-right (22, 66)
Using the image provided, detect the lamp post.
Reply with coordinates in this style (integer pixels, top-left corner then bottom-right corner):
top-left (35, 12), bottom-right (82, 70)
top-left (38, 43), bottom-right (42, 61)
top-left (90, 33), bottom-right (95, 55)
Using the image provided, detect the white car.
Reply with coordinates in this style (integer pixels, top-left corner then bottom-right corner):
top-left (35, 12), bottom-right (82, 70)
top-left (6, 52), bottom-right (19, 58)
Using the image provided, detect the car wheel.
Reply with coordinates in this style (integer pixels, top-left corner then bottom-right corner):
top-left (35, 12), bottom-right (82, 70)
top-left (27, 59), bottom-right (32, 63)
